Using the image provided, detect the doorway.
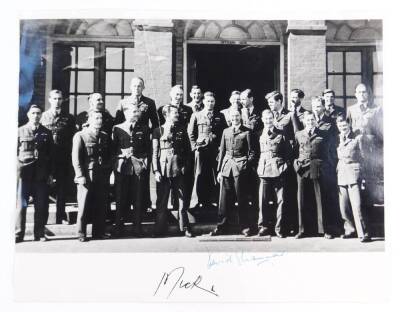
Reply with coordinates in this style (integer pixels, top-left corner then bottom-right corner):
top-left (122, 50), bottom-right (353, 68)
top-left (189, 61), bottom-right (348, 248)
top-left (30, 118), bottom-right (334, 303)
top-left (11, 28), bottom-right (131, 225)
top-left (187, 44), bottom-right (280, 111)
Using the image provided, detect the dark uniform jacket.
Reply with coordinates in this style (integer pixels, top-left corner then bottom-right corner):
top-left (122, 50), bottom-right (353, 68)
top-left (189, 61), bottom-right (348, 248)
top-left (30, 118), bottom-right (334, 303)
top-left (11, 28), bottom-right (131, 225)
top-left (256, 127), bottom-right (292, 178)
top-left (185, 101), bottom-right (204, 113)
top-left (294, 127), bottom-right (330, 179)
top-left (217, 125), bottom-right (256, 178)
top-left (115, 95), bottom-right (159, 130)
top-left (325, 105), bottom-right (345, 120)
top-left (41, 110), bottom-right (76, 165)
top-left (336, 131), bottom-right (364, 186)
top-left (241, 106), bottom-right (263, 132)
top-left (152, 124), bottom-right (191, 178)
top-left (187, 109), bottom-right (227, 152)
top-left (157, 104), bottom-right (193, 128)
top-left (76, 109), bottom-right (115, 137)
top-left (274, 107), bottom-right (306, 143)
top-left (315, 113), bottom-right (338, 166)
top-left (17, 124), bottom-right (54, 181)
top-left (72, 128), bottom-right (112, 183)
top-left (112, 122), bottom-right (151, 176)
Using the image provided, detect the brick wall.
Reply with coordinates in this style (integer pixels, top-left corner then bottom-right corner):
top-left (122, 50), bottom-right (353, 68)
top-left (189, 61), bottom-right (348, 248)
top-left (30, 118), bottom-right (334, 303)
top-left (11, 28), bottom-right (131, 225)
top-left (287, 33), bottom-right (326, 110)
top-left (132, 29), bottom-right (173, 108)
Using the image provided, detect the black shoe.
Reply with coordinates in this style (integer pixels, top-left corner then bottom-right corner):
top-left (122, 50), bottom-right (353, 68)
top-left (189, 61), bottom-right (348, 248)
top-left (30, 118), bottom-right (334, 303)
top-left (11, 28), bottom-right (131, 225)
top-left (324, 233), bottom-right (333, 239)
top-left (184, 230), bottom-right (194, 238)
top-left (360, 235), bottom-right (372, 243)
top-left (152, 232), bottom-right (164, 238)
top-left (295, 232), bottom-right (305, 239)
top-left (341, 233), bottom-right (356, 239)
top-left (93, 233), bottom-right (111, 240)
top-left (56, 219), bottom-right (69, 225)
top-left (40, 236), bottom-right (49, 242)
top-left (275, 232), bottom-right (286, 238)
top-left (15, 237), bottom-right (23, 244)
top-left (258, 227), bottom-right (269, 236)
top-left (132, 231), bottom-right (144, 238)
top-left (78, 236), bottom-right (88, 242)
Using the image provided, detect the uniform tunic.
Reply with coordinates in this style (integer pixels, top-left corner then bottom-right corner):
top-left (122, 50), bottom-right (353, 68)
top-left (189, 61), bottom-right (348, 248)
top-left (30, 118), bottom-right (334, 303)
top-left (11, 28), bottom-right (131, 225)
top-left (187, 109), bottom-right (227, 207)
top-left (72, 128), bottom-right (112, 238)
top-left (336, 131), bottom-right (369, 237)
top-left (16, 124), bottom-right (53, 240)
top-left (152, 124), bottom-right (191, 233)
top-left (112, 122), bottom-right (151, 232)
top-left (216, 125), bottom-right (256, 232)
top-left (41, 110), bottom-right (76, 222)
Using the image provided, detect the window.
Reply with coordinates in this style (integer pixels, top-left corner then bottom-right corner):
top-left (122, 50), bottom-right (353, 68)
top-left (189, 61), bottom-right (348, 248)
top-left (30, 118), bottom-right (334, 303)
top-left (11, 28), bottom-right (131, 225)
top-left (326, 46), bottom-right (382, 110)
top-left (52, 42), bottom-right (135, 116)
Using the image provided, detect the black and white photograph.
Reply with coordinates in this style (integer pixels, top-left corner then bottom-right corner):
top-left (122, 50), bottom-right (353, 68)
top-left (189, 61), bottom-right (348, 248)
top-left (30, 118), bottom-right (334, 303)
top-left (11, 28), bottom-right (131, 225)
top-left (3, 0), bottom-right (398, 307)
top-left (15, 17), bottom-right (384, 252)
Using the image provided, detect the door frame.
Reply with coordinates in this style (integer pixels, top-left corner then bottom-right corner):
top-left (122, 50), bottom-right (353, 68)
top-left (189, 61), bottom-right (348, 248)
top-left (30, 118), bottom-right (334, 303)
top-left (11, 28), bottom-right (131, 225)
top-left (183, 39), bottom-right (284, 104)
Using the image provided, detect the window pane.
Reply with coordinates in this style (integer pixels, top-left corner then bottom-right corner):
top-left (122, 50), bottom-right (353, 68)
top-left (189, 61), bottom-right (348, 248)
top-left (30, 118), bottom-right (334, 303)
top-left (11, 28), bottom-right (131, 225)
top-left (125, 48), bottom-right (135, 69)
top-left (124, 72), bottom-right (136, 93)
top-left (105, 95), bottom-right (122, 117)
top-left (70, 47), bottom-right (76, 69)
top-left (327, 52), bottom-right (343, 73)
top-left (334, 98), bottom-right (344, 108)
top-left (69, 71), bottom-right (75, 93)
top-left (328, 75), bottom-right (344, 96)
top-left (77, 95), bottom-right (89, 115)
top-left (77, 47), bottom-right (94, 69)
top-left (373, 74), bottom-right (383, 96)
top-left (373, 51), bottom-right (383, 72)
top-left (106, 48), bottom-right (123, 69)
top-left (106, 71), bottom-right (122, 93)
top-left (69, 95), bottom-right (76, 115)
top-left (346, 75), bottom-right (362, 96)
top-left (345, 52), bottom-right (361, 73)
top-left (77, 71), bottom-right (94, 93)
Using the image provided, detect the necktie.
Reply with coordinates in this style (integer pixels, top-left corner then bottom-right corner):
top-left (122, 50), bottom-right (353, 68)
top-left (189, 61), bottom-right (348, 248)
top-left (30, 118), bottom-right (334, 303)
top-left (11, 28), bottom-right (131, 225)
top-left (308, 129), bottom-right (313, 137)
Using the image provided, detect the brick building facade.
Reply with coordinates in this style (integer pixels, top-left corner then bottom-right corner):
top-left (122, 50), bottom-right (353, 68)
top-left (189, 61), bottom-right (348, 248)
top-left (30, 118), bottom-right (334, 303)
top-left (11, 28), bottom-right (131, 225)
top-left (19, 19), bottom-right (382, 123)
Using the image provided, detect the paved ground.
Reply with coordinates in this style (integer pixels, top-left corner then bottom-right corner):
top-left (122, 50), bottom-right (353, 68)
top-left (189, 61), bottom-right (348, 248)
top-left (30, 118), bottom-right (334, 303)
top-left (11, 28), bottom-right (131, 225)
top-left (15, 234), bottom-right (385, 253)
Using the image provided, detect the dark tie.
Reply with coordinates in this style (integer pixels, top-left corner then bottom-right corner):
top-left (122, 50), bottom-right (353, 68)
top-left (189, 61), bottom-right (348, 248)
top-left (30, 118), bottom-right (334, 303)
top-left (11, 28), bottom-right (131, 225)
top-left (267, 130), bottom-right (273, 136)
top-left (308, 130), bottom-right (313, 137)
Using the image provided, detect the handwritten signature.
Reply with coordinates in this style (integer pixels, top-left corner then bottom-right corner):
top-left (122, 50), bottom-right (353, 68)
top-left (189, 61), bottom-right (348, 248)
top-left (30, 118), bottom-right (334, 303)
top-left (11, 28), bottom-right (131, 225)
top-left (154, 266), bottom-right (219, 299)
top-left (207, 252), bottom-right (285, 269)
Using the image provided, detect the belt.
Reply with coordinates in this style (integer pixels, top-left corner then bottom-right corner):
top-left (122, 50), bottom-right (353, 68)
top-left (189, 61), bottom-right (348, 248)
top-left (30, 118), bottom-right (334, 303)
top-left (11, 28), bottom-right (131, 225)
top-left (260, 151), bottom-right (278, 158)
top-left (225, 154), bottom-right (247, 161)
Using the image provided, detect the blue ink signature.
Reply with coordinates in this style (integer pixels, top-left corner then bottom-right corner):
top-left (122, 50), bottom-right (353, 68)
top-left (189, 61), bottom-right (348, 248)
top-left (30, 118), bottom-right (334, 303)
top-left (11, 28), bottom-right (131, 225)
top-left (207, 252), bottom-right (285, 269)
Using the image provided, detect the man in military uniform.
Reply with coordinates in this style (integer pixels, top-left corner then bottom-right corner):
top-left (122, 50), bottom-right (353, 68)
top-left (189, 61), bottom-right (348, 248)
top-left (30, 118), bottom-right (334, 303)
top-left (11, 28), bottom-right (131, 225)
top-left (220, 91), bottom-right (242, 126)
top-left (240, 89), bottom-right (263, 132)
top-left (185, 85), bottom-right (204, 113)
top-left (266, 90), bottom-right (298, 234)
top-left (76, 93), bottom-right (115, 221)
top-left (152, 105), bottom-right (193, 237)
top-left (157, 85), bottom-right (193, 127)
top-left (240, 88), bottom-right (262, 228)
top-left (114, 77), bottom-right (159, 130)
top-left (76, 93), bottom-right (114, 136)
top-left (115, 77), bottom-right (159, 212)
top-left (16, 105), bottom-right (54, 243)
top-left (112, 104), bottom-right (151, 237)
top-left (41, 90), bottom-right (76, 224)
top-left (288, 88), bottom-right (307, 132)
top-left (322, 89), bottom-right (346, 121)
top-left (188, 91), bottom-right (227, 210)
top-left (72, 110), bottom-right (112, 242)
top-left (347, 83), bottom-right (383, 211)
top-left (336, 116), bottom-right (371, 242)
top-left (312, 96), bottom-right (341, 235)
top-left (211, 108), bottom-right (256, 236)
top-left (256, 109), bottom-right (292, 237)
top-left (293, 111), bottom-right (333, 239)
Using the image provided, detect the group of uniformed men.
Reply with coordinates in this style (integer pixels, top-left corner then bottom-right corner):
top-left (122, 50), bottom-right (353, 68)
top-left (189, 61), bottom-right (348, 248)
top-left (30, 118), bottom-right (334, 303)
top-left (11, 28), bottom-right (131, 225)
top-left (16, 76), bottom-right (382, 243)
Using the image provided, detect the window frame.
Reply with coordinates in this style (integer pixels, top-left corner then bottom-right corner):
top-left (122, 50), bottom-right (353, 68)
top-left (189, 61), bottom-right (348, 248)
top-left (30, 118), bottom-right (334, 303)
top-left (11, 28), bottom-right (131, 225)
top-left (326, 45), bottom-right (380, 111)
top-left (51, 40), bottom-right (135, 116)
